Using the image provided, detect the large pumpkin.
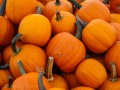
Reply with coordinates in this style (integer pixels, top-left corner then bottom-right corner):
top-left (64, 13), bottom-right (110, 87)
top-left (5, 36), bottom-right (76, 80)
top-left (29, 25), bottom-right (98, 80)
top-left (75, 58), bottom-right (107, 89)
top-left (71, 86), bottom-right (95, 90)
top-left (110, 14), bottom-right (120, 24)
top-left (18, 14), bottom-right (52, 46)
top-left (82, 19), bottom-right (116, 53)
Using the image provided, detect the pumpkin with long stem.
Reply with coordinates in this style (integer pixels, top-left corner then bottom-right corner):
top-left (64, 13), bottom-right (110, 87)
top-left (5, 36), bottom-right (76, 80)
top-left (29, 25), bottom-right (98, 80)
top-left (51, 10), bottom-right (76, 35)
top-left (71, 86), bottom-right (95, 90)
top-left (11, 61), bottom-right (52, 90)
top-left (99, 62), bottom-right (120, 90)
top-left (45, 57), bottom-right (69, 89)
top-left (9, 34), bottom-right (47, 78)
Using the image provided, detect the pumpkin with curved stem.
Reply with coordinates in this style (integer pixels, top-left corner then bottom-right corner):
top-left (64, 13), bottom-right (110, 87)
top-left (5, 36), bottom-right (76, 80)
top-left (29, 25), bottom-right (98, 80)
top-left (51, 10), bottom-right (76, 35)
top-left (105, 41), bottom-right (120, 77)
top-left (99, 62), bottom-right (120, 90)
top-left (75, 58), bottom-right (107, 89)
top-left (110, 14), bottom-right (120, 24)
top-left (110, 0), bottom-right (120, 13)
top-left (42, 0), bottom-right (73, 20)
top-left (45, 57), bottom-right (69, 89)
top-left (71, 86), bottom-right (95, 90)
top-left (9, 34), bottom-right (47, 78)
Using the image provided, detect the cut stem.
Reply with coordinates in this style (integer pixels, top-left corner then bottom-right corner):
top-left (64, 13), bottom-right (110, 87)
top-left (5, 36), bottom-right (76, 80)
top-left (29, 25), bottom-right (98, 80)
top-left (36, 6), bottom-right (42, 14)
top-left (17, 61), bottom-right (26, 75)
top-left (55, 0), bottom-right (60, 5)
top-left (56, 10), bottom-right (62, 21)
top-left (0, 0), bottom-right (6, 16)
top-left (0, 64), bottom-right (9, 70)
top-left (109, 62), bottom-right (118, 82)
top-left (11, 34), bottom-right (23, 56)
top-left (8, 76), bottom-right (12, 88)
top-left (45, 57), bottom-right (54, 81)
top-left (68, 0), bottom-right (82, 9)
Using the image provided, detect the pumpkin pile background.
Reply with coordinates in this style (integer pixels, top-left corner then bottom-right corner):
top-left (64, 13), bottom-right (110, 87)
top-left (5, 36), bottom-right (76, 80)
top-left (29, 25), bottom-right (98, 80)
top-left (0, 0), bottom-right (120, 90)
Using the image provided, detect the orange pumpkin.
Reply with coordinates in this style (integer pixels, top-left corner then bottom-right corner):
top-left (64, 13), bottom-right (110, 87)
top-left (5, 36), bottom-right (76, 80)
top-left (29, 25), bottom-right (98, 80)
top-left (110, 22), bottom-right (120, 41)
top-left (37, 0), bottom-right (52, 5)
top-left (110, 0), bottom-right (120, 13)
top-left (48, 88), bottom-right (65, 90)
top-left (82, 19), bottom-right (116, 53)
top-left (36, 1), bottom-right (45, 12)
top-left (0, 0), bottom-right (2, 5)
top-left (71, 86), bottom-right (95, 90)
top-left (110, 14), bottom-right (120, 24)
top-left (105, 41), bottom-right (120, 77)
top-left (75, 58), bottom-right (107, 89)
top-left (42, 0), bottom-right (73, 20)
top-left (46, 32), bottom-right (86, 72)
top-left (6, 0), bottom-right (38, 24)
top-left (51, 10), bottom-right (76, 35)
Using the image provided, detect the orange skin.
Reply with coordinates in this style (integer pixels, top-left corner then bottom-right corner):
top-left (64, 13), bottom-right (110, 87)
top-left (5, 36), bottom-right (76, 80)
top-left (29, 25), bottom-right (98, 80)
top-left (110, 0), bottom-right (120, 13)
top-left (42, 0), bottom-right (73, 20)
top-left (37, 0), bottom-right (52, 5)
top-left (51, 11), bottom-right (76, 35)
top-left (71, 86), bottom-right (95, 90)
top-left (1, 84), bottom-right (11, 90)
top-left (46, 32), bottom-right (86, 72)
top-left (105, 41), bottom-right (120, 77)
top-left (48, 88), bottom-right (65, 90)
top-left (82, 19), bottom-right (116, 53)
top-left (9, 44), bottom-right (47, 78)
top-left (11, 72), bottom-right (52, 90)
top-left (75, 58), bottom-right (107, 89)
top-left (77, 0), bottom-right (110, 23)
top-left (110, 14), bottom-right (120, 24)
top-left (36, 1), bottom-right (45, 11)
top-left (0, 16), bottom-right (15, 46)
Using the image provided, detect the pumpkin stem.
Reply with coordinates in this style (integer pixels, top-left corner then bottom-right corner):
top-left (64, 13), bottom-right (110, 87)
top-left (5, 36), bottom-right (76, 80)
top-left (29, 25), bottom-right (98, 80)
top-left (0, 64), bottom-right (9, 70)
top-left (8, 76), bottom-right (12, 88)
top-left (55, 0), bottom-right (60, 5)
top-left (85, 54), bottom-right (91, 59)
top-left (56, 10), bottom-right (62, 21)
top-left (102, 0), bottom-right (109, 4)
top-left (17, 60), bottom-right (26, 75)
top-left (68, 0), bottom-right (82, 9)
top-left (36, 6), bottom-right (42, 14)
top-left (11, 34), bottom-right (23, 56)
top-left (38, 71), bottom-right (46, 90)
top-left (45, 57), bottom-right (54, 81)
top-left (0, 0), bottom-right (6, 16)
top-left (109, 62), bottom-right (118, 82)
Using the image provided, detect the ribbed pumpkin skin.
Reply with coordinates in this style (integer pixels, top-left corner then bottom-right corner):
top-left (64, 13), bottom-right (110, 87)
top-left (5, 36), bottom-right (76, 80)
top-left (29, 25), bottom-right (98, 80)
top-left (2, 41), bottom-right (23, 64)
top-left (82, 19), bottom-right (116, 53)
top-left (0, 16), bottom-right (15, 46)
top-left (99, 78), bottom-right (120, 90)
top-left (75, 59), bottom-right (107, 89)
top-left (77, 0), bottom-right (110, 22)
top-left (0, 70), bottom-right (11, 88)
top-left (42, 0), bottom-right (73, 20)
top-left (51, 11), bottom-right (76, 35)
top-left (10, 44), bottom-right (47, 78)
top-left (63, 73), bottom-right (80, 89)
top-left (46, 32), bottom-right (86, 72)
top-left (110, 14), bottom-right (120, 24)
top-left (6, 0), bottom-right (37, 24)
top-left (71, 86), bottom-right (95, 90)
top-left (11, 72), bottom-right (52, 90)
top-left (110, 22), bottom-right (120, 41)
top-left (1, 84), bottom-right (10, 90)
top-left (105, 41), bottom-right (120, 77)
top-left (18, 14), bottom-right (51, 46)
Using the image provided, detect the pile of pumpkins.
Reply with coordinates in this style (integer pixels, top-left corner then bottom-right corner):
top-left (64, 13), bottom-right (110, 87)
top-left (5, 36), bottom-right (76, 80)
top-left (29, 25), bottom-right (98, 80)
top-left (0, 0), bottom-right (120, 90)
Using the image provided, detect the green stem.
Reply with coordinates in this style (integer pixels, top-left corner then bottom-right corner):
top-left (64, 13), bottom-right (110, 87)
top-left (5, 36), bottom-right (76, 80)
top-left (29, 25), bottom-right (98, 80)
top-left (36, 6), bottom-right (42, 14)
top-left (56, 10), bottom-right (62, 21)
top-left (8, 76), bottom-right (12, 88)
top-left (38, 71), bottom-right (46, 90)
top-left (0, 64), bottom-right (9, 70)
top-left (0, 0), bottom-right (6, 16)
top-left (102, 0), bottom-right (109, 4)
top-left (11, 34), bottom-right (22, 56)
top-left (55, 0), bottom-right (60, 5)
top-left (109, 62), bottom-right (118, 82)
top-left (17, 61), bottom-right (26, 75)
top-left (68, 0), bottom-right (82, 9)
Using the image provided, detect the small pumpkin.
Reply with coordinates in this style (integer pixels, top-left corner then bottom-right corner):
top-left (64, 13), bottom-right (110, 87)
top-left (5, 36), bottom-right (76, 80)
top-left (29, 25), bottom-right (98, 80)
top-left (110, 14), bottom-right (120, 24)
top-left (75, 58), bottom-right (107, 89)
top-left (110, 0), bottom-right (120, 13)
top-left (71, 86), bottom-right (95, 90)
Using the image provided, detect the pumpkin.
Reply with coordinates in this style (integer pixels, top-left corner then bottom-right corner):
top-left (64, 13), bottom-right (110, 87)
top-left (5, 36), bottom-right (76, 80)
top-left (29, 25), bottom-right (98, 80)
top-left (2, 41), bottom-right (23, 64)
top-left (18, 7), bottom-right (52, 46)
top-left (0, 70), bottom-right (11, 88)
top-left (99, 62), bottom-right (120, 90)
top-left (82, 19), bottom-right (116, 53)
top-left (36, 1), bottom-right (45, 12)
top-left (48, 88), bottom-right (65, 90)
top-left (51, 10), bottom-right (76, 35)
top-left (75, 58), bottom-right (107, 89)
top-left (11, 61), bottom-right (52, 90)
top-left (63, 73), bottom-right (80, 89)
top-left (42, 0), bottom-right (73, 20)
top-left (110, 14), bottom-right (120, 24)
top-left (0, 0), bottom-right (2, 5)
top-left (37, 0), bottom-right (52, 5)
top-left (45, 57), bottom-right (69, 89)
top-left (110, 22), bottom-right (120, 41)
top-left (6, 0), bottom-right (38, 24)
top-left (105, 41), bottom-right (120, 77)
top-left (9, 34), bottom-right (47, 78)
top-left (110, 0), bottom-right (120, 13)
top-left (71, 86), bottom-right (95, 90)
top-left (46, 32), bottom-right (86, 72)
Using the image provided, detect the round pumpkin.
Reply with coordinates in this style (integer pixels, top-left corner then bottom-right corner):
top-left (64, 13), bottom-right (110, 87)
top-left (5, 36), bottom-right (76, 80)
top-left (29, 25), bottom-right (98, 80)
top-left (71, 86), bottom-right (95, 90)
top-left (46, 32), bottom-right (86, 72)
top-left (110, 0), bottom-right (120, 13)
top-left (75, 58), bottom-right (107, 89)
top-left (82, 19), bottom-right (116, 53)
top-left (110, 14), bottom-right (120, 24)
top-left (18, 14), bottom-right (52, 46)
top-left (51, 10), bottom-right (76, 35)
top-left (42, 0), bottom-right (73, 20)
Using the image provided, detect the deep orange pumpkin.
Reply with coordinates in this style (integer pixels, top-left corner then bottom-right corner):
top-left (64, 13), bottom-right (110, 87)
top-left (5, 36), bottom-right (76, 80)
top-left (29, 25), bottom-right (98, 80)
top-left (71, 86), bottom-right (95, 90)
top-left (48, 88), bottom-right (65, 90)
top-left (110, 14), bottom-right (120, 24)
top-left (37, 0), bottom-right (52, 5)
top-left (110, 0), bottom-right (120, 13)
